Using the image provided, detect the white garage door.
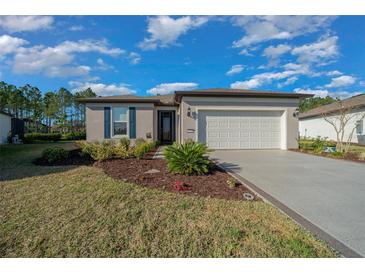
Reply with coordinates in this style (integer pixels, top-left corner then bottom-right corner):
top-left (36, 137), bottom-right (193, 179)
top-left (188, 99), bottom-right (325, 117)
top-left (198, 110), bottom-right (282, 149)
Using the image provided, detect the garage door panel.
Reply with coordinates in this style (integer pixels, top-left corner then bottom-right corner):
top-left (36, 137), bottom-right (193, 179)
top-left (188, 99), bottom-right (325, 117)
top-left (198, 110), bottom-right (282, 149)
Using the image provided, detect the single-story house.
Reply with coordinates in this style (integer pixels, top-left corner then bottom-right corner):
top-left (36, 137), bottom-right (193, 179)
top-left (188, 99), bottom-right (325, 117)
top-left (78, 88), bottom-right (311, 150)
top-left (0, 111), bottom-right (12, 144)
top-left (299, 93), bottom-right (365, 145)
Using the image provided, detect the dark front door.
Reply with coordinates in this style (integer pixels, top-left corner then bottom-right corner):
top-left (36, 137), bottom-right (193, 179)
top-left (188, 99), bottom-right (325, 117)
top-left (158, 111), bottom-right (175, 144)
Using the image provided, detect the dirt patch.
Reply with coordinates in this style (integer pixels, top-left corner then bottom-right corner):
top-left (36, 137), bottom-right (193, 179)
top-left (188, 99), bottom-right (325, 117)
top-left (291, 149), bottom-right (365, 164)
top-left (33, 149), bottom-right (94, 166)
top-left (96, 158), bottom-right (259, 201)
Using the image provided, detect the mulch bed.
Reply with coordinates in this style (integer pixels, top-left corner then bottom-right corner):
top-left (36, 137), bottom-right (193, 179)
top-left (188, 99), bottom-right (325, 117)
top-left (33, 149), bottom-right (95, 166)
top-left (291, 149), bottom-right (365, 164)
top-left (96, 158), bottom-right (259, 201)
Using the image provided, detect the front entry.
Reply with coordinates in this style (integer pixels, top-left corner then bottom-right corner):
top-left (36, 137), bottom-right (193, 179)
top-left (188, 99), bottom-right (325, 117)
top-left (158, 110), bottom-right (175, 145)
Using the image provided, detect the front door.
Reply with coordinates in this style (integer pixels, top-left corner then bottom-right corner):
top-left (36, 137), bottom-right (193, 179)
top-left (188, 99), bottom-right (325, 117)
top-left (158, 111), bottom-right (175, 145)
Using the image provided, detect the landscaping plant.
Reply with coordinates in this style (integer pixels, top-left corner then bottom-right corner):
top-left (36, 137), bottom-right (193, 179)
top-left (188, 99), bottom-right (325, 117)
top-left (114, 143), bottom-right (131, 159)
top-left (62, 131), bottom-right (86, 140)
top-left (164, 142), bottom-right (211, 175)
top-left (134, 140), bottom-right (157, 159)
top-left (119, 137), bottom-right (130, 150)
top-left (226, 178), bottom-right (236, 189)
top-left (41, 146), bottom-right (69, 163)
top-left (174, 181), bottom-right (191, 192)
top-left (24, 133), bottom-right (62, 143)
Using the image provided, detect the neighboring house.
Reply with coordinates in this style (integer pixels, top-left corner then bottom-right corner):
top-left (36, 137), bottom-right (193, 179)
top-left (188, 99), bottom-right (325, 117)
top-left (78, 88), bottom-right (311, 150)
top-left (299, 93), bottom-right (365, 145)
top-left (0, 111), bottom-right (12, 144)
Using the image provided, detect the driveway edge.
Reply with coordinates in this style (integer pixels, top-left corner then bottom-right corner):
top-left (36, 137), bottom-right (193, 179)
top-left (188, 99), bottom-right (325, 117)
top-left (218, 164), bottom-right (362, 258)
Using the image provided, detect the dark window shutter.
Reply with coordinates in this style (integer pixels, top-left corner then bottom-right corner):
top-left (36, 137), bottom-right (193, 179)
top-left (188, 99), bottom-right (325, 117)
top-left (129, 107), bottom-right (136, 139)
top-left (104, 107), bottom-right (111, 139)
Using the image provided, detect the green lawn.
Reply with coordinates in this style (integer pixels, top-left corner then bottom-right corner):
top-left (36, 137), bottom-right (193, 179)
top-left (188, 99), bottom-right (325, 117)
top-left (0, 143), bottom-right (337, 257)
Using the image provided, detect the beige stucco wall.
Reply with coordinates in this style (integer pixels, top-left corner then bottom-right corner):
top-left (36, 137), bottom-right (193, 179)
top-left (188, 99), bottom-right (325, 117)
top-left (180, 96), bottom-right (300, 149)
top-left (0, 113), bottom-right (12, 144)
top-left (85, 103), bottom-right (154, 143)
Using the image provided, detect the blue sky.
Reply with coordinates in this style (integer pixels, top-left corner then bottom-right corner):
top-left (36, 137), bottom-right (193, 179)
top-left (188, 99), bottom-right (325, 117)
top-left (0, 15), bottom-right (364, 98)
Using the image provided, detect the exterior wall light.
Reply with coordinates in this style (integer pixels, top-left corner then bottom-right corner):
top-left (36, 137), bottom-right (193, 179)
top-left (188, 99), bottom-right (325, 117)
top-left (187, 107), bottom-right (191, 117)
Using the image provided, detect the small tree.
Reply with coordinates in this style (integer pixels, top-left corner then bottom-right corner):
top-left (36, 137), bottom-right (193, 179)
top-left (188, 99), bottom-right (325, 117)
top-left (322, 99), bottom-right (365, 153)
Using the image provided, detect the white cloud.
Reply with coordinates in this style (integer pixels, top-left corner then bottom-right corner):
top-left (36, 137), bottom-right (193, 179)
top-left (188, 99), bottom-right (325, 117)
top-left (147, 82), bottom-right (198, 95)
top-left (232, 16), bottom-right (334, 48)
top-left (0, 16), bottom-right (53, 32)
top-left (138, 16), bottom-right (209, 50)
top-left (326, 70), bottom-right (343, 76)
top-left (277, 77), bottom-right (298, 88)
top-left (226, 64), bottom-right (244, 76)
top-left (231, 79), bottom-right (262, 89)
top-left (294, 88), bottom-right (361, 99)
top-left (96, 58), bottom-right (113, 71)
top-left (291, 36), bottom-right (339, 64)
top-left (12, 39), bottom-right (123, 77)
top-left (128, 52), bottom-right (141, 64)
top-left (56, 39), bottom-right (124, 56)
top-left (239, 49), bottom-right (254, 56)
top-left (325, 75), bottom-right (356, 88)
top-left (263, 44), bottom-right (291, 66)
top-left (0, 35), bottom-right (28, 58)
top-left (69, 81), bottom-right (136, 96)
top-left (47, 66), bottom-right (91, 78)
top-left (294, 88), bottom-right (330, 98)
top-left (69, 25), bottom-right (84, 31)
top-left (231, 64), bottom-right (311, 90)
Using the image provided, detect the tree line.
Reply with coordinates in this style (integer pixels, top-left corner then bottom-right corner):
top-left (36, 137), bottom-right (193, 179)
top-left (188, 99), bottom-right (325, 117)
top-left (299, 96), bottom-right (336, 112)
top-left (0, 81), bottom-right (96, 133)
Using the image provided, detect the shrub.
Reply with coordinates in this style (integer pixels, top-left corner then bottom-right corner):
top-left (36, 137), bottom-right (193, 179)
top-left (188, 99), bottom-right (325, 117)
top-left (331, 151), bottom-right (344, 158)
top-left (226, 178), bottom-right (236, 189)
top-left (174, 181), bottom-right (191, 192)
top-left (62, 131), bottom-right (86, 140)
top-left (119, 137), bottom-right (130, 150)
top-left (76, 141), bottom-right (114, 161)
top-left (41, 147), bottom-right (69, 163)
top-left (134, 140), bottom-right (157, 159)
top-left (135, 138), bottom-right (146, 146)
top-left (164, 142), bottom-right (211, 175)
top-left (114, 143), bottom-right (131, 159)
top-left (24, 133), bottom-right (62, 143)
top-left (359, 152), bottom-right (365, 161)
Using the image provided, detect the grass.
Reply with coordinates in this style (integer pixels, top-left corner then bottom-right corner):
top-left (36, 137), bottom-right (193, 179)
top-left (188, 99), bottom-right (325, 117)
top-left (0, 143), bottom-right (337, 257)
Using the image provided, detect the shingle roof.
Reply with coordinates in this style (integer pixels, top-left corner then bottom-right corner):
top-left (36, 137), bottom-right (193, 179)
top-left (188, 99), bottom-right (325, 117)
top-left (77, 94), bottom-right (177, 105)
top-left (299, 93), bottom-right (365, 119)
top-left (175, 88), bottom-right (313, 101)
top-left (77, 88), bottom-right (312, 105)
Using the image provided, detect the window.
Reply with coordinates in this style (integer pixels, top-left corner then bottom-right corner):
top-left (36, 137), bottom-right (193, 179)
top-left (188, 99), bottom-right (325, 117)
top-left (356, 120), bottom-right (363, 135)
top-left (112, 107), bottom-right (128, 136)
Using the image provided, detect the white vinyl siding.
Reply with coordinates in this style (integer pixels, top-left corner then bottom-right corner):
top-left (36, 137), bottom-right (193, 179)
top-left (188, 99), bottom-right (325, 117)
top-left (198, 110), bottom-right (282, 149)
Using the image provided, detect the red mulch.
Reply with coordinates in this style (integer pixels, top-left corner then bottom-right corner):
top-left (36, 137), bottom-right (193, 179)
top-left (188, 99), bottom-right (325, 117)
top-left (291, 149), bottom-right (365, 163)
top-left (33, 149), bottom-right (94, 166)
top-left (95, 158), bottom-right (259, 201)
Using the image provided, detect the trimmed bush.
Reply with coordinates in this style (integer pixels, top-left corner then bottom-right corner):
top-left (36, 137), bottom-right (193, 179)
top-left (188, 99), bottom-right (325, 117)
top-left (76, 141), bottom-right (114, 161)
top-left (164, 142), bottom-right (211, 175)
top-left (24, 133), bottom-right (62, 143)
top-left (119, 137), bottom-right (130, 150)
top-left (41, 147), bottom-right (69, 163)
top-left (133, 141), bottom-right (157, 159)
top-left (135, 138), bottom-right (146, 146)
top-left (62, 131), bottom-right (86, 141)
top-left (114, 143), bottom-right (131, 159)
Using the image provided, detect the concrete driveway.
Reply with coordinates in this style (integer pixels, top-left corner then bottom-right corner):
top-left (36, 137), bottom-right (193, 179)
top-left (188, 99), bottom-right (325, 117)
top-left (211, 150), bottom-right (365, 257)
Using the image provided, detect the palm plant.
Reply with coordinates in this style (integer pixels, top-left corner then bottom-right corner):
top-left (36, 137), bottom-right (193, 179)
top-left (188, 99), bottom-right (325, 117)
top-left (164, 142), bottom-right (211, 175)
